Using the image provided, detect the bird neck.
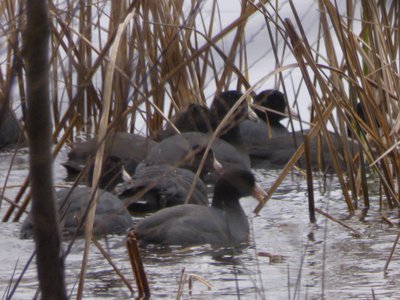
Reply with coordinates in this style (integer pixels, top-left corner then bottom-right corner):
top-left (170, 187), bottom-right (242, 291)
top-left (261, 112), bottom-right (284, 126)
top-left (219, 125), bottom-right (243, 148)
top-left (212, 187), bottom-right (242, 211)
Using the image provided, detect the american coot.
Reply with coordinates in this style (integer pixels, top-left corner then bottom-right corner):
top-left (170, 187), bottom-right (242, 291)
top-left (249, 127), bottom-right (360, 173)
top-left (63, 132), bottom-right (157, 184)
top-left (0, 107), bottom-right (22, 150)
top-left (157, 103), bottom-right (213, 140)
top-left (209, 90), bottom-right (257, 154)
top-left (84, 156), bottom-right (133, 191)
top-left (132, 169), bottom-right (266, 247)
top-left (142, 91), bottom-right (255, 179)
top-left (20, 187), bottom-right (133, 239)
top-left (143, 132), bottom-right (248, 177)
top-left (158, 89), bottom-right (256, 142)
top-left (240, 90), bottom-right (294, 152)
top-left (138, 139), bottom-right (218, 179)
top-left (254, 89), bottom-right (293, 132)
top-left (247, 100), bottom-right (364, 172)
top-left (117, 164), bottom-right (209, 213)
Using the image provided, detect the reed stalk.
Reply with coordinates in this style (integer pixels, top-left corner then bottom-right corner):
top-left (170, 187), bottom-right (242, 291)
top-left (1, 0), bottom-right (400, 296)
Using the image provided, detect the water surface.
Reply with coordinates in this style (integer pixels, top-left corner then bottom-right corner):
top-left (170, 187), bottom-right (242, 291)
top-left (1, 149), bottom-right (399, 299)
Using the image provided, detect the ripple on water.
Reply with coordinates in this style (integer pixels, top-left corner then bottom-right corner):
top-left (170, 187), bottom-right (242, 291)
top-left (1, 153), bottom-right (400, 299)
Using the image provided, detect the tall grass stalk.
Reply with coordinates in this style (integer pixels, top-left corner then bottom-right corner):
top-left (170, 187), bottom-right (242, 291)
top-left (1, 0), bottom-right (400, 297)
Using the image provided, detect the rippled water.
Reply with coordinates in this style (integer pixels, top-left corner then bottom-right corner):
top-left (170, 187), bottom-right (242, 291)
top-left (1, 148), bottom-right (400, 299)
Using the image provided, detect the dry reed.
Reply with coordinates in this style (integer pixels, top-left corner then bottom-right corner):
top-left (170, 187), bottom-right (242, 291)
top-left (1, 0), bottom-right (400, 297)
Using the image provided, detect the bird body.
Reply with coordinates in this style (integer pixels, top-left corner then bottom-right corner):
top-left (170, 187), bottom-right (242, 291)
top-left (20, 187), bottom-right (133, 239)
top-left (133, 169), bottom-right (262, 247)
top-left (118, 164), bottom-right (209, 212)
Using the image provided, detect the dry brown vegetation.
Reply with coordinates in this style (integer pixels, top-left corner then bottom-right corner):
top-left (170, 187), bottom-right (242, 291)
top-left (1, 0), bottom-right (400, 297)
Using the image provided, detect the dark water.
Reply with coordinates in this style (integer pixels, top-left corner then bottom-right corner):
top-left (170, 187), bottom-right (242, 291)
top-left (1, 149), bottom-right (400, 299)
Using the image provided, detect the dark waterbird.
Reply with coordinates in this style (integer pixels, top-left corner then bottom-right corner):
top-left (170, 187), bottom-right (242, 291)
top-left (248, 102), bottom-right (365, 172)
top-left (235, 90), bottom-right (367, 172)
top-left (157, 103), bottom-right (213, 140)
top-left (137, 140), bottom-right (219, 179)
top-left (62, 132), bottom-right (157, 185)
top-left (0, 107), bottom-right (23, 150)
top-left (132, 169), bottom-right (266, 247)
top-left (20, 187), bottom-right (133, 239)
top-left (117, 164), bottom-right (209, 213)
top-left (249, 130), bottom-right (349, 172)
top-left (142, 91), bottom-right (257, 179)
top-left (86, 155), bottom-right (135, 191)
top-left (240, 89), bottom-right (294, 151)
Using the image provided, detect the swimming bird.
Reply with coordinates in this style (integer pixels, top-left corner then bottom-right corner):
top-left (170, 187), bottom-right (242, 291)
top-left (247, 100), bottom-right (363, 172)
top-left (0, 107), bottom-right (23, 150)
top-left (240, 89), bottom-right (295, 152)
top-left (248, 130), bottom-right (348, 172)
top-left (117, 164), bottom-right (209, 213)
top-left (20, 187), bottom-right (133, 239)
top-left (142, 91), bottom-right (257, 180)
top-left (132, 168), bottom-right (265, 247)
top-left (62, 132), bottom-right (157, 185)
top-left (157, 103), bottom-right (213, 140)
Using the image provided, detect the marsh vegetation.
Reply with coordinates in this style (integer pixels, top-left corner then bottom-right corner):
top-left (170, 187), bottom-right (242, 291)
top-left (1, 0), bottom-right (400, 298)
